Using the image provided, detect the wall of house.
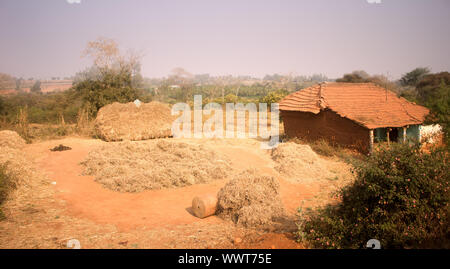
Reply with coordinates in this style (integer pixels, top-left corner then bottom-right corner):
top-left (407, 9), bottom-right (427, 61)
top-left (419, 124), bottom-right (442, 143)
top-left (281, 109), bottom-right (371, 153)
top-left (374, 125), bottom-right (421, 143)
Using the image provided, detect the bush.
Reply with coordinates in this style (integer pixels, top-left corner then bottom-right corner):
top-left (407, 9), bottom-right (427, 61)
top-left (73, 69), bottom-right (140, 115)
top-left (0, 163), bottom-right (16, 220)
top-left (259, 89), bottom-right (289, 107)
top-left (297, 143), bottom-right (449, 249)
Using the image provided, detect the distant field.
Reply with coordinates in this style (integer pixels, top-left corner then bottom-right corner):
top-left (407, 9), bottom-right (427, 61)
top-left (0, 80), bottom-right (73, 95)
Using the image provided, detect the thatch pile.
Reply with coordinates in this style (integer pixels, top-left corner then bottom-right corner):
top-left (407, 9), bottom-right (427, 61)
top-left (81, 140), bottom-right (233, 192)
top-left (0, 131), bottom-right (34, 187)
top-left (217, 170), bottom-right (285, 229)
top-left (271, 142), bottom-right (334, 182)
top-left (0, 130), bottom-right (26, 149)
top-left (94, 101), bottom-right (176, 142)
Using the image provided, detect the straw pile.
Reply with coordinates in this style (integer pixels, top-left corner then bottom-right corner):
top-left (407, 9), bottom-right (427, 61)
top-left (217, 170), bottom-right (285, 229)
top-left (0, 130), bottom-right (26, 149)
top-left (94, 101), bottom-right (176, 142)
top-left (0, 131), bottom-right (34, 187)
top-left (81, 139), bottom-right (233, 192)
top-left (271, 142), bottom-right (334, 182)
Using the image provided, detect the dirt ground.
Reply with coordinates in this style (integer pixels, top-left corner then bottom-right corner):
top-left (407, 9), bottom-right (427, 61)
top-left (0, 137), bottom-right (353, 249)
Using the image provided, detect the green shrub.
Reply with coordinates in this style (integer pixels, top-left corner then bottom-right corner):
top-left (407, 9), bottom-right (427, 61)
top-left (297, 143), bottom-right (449, 249)
top-left (73, 68), bottom-right (140, 115)
top-left (259, 89), bottom-right (289, 107)
top-left (0, 163), bottom-right (16, 220)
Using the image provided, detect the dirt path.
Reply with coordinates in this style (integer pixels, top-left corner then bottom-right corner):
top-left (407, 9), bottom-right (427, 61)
top-left (32, 138), bottom-right (223, 231)
top-left (0, 137), bottom-right (351, 249)
top-left (31, 138), bottom-right (326, 232)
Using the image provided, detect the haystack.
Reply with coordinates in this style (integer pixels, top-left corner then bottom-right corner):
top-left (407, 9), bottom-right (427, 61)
top-left (0, 130), bottom-right (26, 149)
top-left (217, 170), bottom-right (285, 229)
top-left (0, 130), bottom-right (34, 186)
top-left (271, 142), bottom-right (334, 182)
top-left (94, 101), bottom-right (176, 142)
top-left (81, 139), bottom-right (233, 192)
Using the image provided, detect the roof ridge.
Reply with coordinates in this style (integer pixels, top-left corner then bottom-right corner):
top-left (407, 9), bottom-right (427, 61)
top-left (397, 96), bottom-right (424, 123)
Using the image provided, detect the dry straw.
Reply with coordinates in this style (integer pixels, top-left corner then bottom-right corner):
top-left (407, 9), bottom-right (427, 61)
top-left (271, 142), bottom-right (334, 182)
top-left (0, 130), bottom-right (35, 187)
top-left (94, 101), bottom-right (176, 141)
top-left (217, 170), bottom-right (285, 229)
top-left (81, 139), bottom-right (233, 192)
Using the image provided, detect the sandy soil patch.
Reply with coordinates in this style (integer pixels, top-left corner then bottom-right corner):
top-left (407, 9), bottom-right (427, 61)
top-left (0, 136), bottom-right (353, 249)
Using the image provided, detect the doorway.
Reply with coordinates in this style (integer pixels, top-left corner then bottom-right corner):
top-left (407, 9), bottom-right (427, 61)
top-left (388, 128), bottom-right (399, 142)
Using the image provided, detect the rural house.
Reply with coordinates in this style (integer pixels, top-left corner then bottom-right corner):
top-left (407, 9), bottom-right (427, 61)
top-left (279, 82), bottom-right (430, 153)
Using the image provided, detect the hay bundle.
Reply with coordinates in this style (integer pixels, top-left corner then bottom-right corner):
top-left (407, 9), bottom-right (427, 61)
top-left (0, 131), bottom-right (34, 187)
top-left (81, 139), bottom-right (233, 192)
top-left (0, 130), bottom-right (26, 149)
top-left (271, 142), bottom-right (333, 182)
top-left (94, 101), bottom-right (176, 142)
top-left (217, 170), bottom-right (285, 229)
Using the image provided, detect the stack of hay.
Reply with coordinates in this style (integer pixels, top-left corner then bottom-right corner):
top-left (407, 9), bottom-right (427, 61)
top-left (81, 140), bottom-right (233, 192)
top-left (94, 101), bottom-right (176, 142)
top-left (0, 130), bottom-right (26, 150)
top-left (217, 170), bottom-right (285, 229)
top-left (271, 142), bottom-right (334, 182)
top-left (0, 130), bottom-right (34, 186)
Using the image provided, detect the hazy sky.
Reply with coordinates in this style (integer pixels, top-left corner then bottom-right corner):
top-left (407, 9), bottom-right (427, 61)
top-left (0, 0), bottom-right (449, 79)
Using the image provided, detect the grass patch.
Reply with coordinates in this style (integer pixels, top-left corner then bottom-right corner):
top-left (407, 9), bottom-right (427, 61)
top-left (286, 137), bottom-right (364, 166)
top-left (310, 139), bottom-right (338, 157)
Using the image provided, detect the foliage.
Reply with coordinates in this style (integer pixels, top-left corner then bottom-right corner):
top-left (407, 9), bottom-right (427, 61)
top-left (416, 72), bottom-right (450, 104)
top-left (16, 107), bottom-right (31, 143)
top-left (259, 89), bottom-right (289, 106)
top-left (0, 73), bottom-right (16, 90)
top-left (0, 96), bottom-right (5, 116)
top-left (73, 68), bottom-right (141, 115)
top-left (0, 90), bottom-right (82, 124)
top-left (297, 143), bottom-right (449, 249)
top-left (400, 67), bottom-right (431, 87)
top-left (30, 80), bottom-right (41, 93)
top-left (336, 71), bottom-right (402, 93)
top-left (424, 81), bottom-right (450, 144)
top-left (73, 37), bottom-right (144, 115)
top-left (336, 71), bottom-right (371, 83)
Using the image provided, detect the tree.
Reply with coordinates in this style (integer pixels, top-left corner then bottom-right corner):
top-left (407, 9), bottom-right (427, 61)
top-left (424, 80), bottom-right (450, 144)
top-left (416, 72), bottom-right (450, 104)
top-left (15, 77), bottom-right (23, 91)
top-left (74, 37), bottom-right (143, 114)
top-left (0, 96), bottom-right (5, 116)
top-left (400, 67), bottom-right (430, 87)
top-left (82, 37), bottom-right (120, 71)
top-left (259, 89), bottom-right (289, 107)
top-left (336, 70), bottom-right (370, 83)
top-left (0, 73), bottom-right (16, 90)
top-left (30, 80), bottom-right (41, 93)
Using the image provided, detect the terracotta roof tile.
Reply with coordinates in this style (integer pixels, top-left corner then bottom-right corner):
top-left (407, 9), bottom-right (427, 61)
top-left (279, 82), bottom-right (429, 129)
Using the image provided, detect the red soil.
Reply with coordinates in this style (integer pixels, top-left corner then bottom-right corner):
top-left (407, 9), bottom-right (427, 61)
top-left (24, 137), bottom-right (340, 248)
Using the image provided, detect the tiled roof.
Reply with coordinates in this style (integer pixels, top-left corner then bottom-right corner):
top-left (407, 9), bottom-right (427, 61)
top-left (279, 82), bottom-right (429, 129)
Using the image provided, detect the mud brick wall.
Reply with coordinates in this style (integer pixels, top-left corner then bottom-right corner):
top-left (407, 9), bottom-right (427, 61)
top-left (281, 109), bottom-right (371, 153)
